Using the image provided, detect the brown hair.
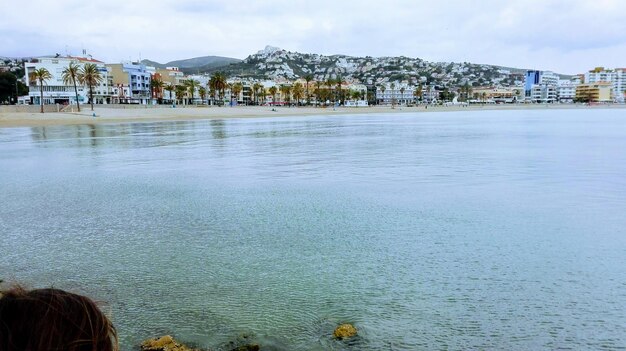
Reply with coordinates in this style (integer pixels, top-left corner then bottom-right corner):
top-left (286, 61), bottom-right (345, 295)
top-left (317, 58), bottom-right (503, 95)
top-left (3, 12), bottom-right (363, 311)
top-left (0, 286), bottom-right (118, 351)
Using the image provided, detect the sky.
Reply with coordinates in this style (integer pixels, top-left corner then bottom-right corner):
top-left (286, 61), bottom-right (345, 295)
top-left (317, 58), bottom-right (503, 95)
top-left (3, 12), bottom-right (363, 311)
top-left (1, 0), bottom-right (625, 74)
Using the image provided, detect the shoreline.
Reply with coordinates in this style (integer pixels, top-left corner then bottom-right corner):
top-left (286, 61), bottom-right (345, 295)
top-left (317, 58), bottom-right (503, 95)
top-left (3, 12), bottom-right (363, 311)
top-left (0, 104), bottom-right (623, 128)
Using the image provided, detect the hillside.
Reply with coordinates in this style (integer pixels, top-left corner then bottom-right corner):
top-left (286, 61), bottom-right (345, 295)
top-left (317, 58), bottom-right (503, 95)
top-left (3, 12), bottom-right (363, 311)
top-left (196, 46), bottom-right (572, 88)
top-left (141, 56), bottom-right (241, 74)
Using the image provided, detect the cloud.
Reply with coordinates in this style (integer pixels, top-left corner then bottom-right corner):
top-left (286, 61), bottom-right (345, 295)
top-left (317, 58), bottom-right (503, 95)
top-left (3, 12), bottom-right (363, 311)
top-left (1, 0), bottom-right (625, 74)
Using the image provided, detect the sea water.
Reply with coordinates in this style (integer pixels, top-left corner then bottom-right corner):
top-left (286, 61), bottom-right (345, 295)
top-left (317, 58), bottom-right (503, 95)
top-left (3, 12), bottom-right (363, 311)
top-left (1, 109), bottom-right (625, 350)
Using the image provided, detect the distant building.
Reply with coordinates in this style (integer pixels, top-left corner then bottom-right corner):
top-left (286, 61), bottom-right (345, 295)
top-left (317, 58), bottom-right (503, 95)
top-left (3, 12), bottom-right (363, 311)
top-left (524, 70), bottom-right (558, 103)
top-left (24, 55), bottom-right (109, 106)
top-left (576, 82), bottom-right (612, 102)
top-left (471, 86), bottom-right (520, 103)
top-left (557, 80), bottom-right (577, 103)
top-left (107, 62), bottom-right (151, 104)
top-left (584, 67), bottom-right (626, 102)
top-left (376, 82), bottom-right (414, 105)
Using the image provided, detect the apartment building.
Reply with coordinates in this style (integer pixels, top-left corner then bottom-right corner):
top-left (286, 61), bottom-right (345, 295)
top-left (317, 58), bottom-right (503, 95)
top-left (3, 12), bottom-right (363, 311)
top-left (107, 62), bottom-right (151, 104)
top-left (585, 67), bottom-right (626, 102)
top-left (376, 82), bottom-right (415, 105)
top-left (576, 82), bottom-right (612, 102)
top-left (24, 55), bottom-right (110, 106)
top-left (524, 70), bottom-right (559, 103)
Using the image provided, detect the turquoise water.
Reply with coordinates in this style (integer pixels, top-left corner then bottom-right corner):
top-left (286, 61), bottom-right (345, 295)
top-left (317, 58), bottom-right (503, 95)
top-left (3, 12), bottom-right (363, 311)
top-left (1, 109), bottom-right (625, 350)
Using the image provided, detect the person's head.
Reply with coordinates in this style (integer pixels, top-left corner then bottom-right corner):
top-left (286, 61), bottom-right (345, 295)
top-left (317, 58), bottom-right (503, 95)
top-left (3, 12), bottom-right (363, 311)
top-left (0, 286), bottom-right (118, 351)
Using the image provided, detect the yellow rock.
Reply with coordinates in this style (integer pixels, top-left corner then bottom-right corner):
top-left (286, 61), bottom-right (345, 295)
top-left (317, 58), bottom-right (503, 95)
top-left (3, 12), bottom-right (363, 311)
top-left (141, 335), bottom-right (198, 351)
top-left (333, 323), bottom-right (357, 339)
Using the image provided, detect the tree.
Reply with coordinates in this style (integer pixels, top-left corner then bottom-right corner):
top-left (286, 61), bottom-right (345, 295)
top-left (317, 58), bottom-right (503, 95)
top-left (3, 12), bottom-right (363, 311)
top-left (268, 86), bottom-right (278, 105)
top-left (350, 90), bottom-right (361, 101)
top-left (413, 84), bottom-right (422, 103)
top-left (335, 76), bottom-right (345, 104)
top-left (460, 82), bottom-right (472, 102)
top-left (400, 87), bottom-right (406, 105)
top-left (252, 83), bottom-right (263, 105)
top-left (303, 74), bottom-right (313, 105)
top-left (379, 85), bottom-right (386, 105)
top-left (30, 68), bottom-right (52, 113)
top-left (184, 79), bottom-right (199, 105)
top-left (231, 82), bottom-right (243, 105)
top-left (292, 82), bottom-right (304, 106)
top-left (325, 78), bottom-right (334, 103)
top-left (390, 83), bottom-right (396, 109)
top-left (314, 81), bottom-right (322, 106)
top-left (150, 76), bottom-right (164, 104)
top-left (62, 61), bottom-right (81, 112)
top-left (198, 87), bottom-right (207, 104)
top-left (0, 72), bottom-right (27, 105)
top-left (209, 72), bottom-right (227, 106)
top-left (175, 85), bottom-right (186, 105)
top-left (77, 63), bottom-right (103, 111)
top-left (164, 84), bottom-right (175, 104)
top-left (259, 87), bottom-right (267, 105)
top-left (279, 85), bottom-right (291, 105)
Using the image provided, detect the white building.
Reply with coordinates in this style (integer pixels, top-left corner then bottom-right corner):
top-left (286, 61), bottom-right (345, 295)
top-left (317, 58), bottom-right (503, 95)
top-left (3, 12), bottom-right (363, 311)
top-left (557, 80), bottom-right (577, 103)
top-left (24, 55), bottom-right (110, 106)
top-left (524, 70), bottom-right (559, 103)
top-left (376, 82), bottom-right (415, 105)
top-left (584, 67), bottom-right (626, 102)
top-left (610, 69), bottom-right (626, 102)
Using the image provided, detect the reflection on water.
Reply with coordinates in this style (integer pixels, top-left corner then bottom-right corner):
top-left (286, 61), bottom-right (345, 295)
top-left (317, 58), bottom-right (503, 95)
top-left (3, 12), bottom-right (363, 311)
top-left (1, 109), bottom-right (626, 350)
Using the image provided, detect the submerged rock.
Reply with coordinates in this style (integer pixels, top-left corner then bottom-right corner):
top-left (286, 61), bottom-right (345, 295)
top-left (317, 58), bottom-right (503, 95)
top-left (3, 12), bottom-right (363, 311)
top-left (333, 323), bottom-right (357, 339)
top-left (141, 335), bottom-right (199, 351)
top-left (231, 345), bottom-right (260, 351)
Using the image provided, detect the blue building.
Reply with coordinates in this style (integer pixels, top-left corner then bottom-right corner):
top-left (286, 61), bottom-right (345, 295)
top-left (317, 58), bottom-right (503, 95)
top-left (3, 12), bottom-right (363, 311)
top-left (107, 62), bottom-right (152, 104)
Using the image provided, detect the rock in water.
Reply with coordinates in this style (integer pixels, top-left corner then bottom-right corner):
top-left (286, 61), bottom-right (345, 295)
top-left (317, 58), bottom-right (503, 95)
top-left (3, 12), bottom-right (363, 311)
top-left (141, 335), bottom-right (199, 351)
top-left (333, 324), bottom-right (357, 339)
top-left (232, 345), bottom-right (260, 351)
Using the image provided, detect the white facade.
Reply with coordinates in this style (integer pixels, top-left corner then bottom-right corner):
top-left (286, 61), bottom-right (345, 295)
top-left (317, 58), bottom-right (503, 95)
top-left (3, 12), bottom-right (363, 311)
top-left (530, 85), bottom-right (557, 103)
top-left (376, 82), bottom-right (415, 105)
top-left (585, 68), bottom-right (626, 102)
top-left (613, 69), bottom-right (626, 102)
top-left (557, 84), bottom-right (576, 103)
top-left (25, 56), bottom-right (111, 106)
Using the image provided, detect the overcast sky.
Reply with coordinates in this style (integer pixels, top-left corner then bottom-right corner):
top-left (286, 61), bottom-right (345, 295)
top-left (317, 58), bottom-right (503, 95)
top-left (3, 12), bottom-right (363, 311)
top-left (2, 0), bottom-right (625, 74)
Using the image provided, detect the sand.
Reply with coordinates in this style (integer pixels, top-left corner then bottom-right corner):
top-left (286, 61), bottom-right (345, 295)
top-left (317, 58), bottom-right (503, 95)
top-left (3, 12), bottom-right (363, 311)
top-left (0, 104), bottom-right (622, 128)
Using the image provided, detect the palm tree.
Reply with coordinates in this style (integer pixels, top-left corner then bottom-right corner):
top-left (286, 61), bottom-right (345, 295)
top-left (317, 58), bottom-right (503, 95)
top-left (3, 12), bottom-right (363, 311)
top-left (414, 84), bottom-right (423, 104)
top-left (198, 87), bottom-right (207, 104)
top-left (314, 81), bottom-right (322, 106)
top-left (184, 79), bottom-right (199, 105)
top-left (164, 84), bottom-right (175, 104)
top-left (292, 82), bottom-right (304, 106)
top-left (61, 62), bottom-right (81, 112)
top-left (150, 76), bottom-right (164, 104)
top-left (325, 78), bottom-right (334, 104)
top-left (280, 85), bottom-right (292, 106)
top-left (30, 68), bottom-right (52, 113)
top-left (252, 83), bottom-right (263, 105)
top-left (175, 85), bottom-right (186, 105)
top-left (335, 76), bottom-right (344, 104)
top-left (390, 83), bottom-right (396, 109)
top-left (78, 63), bottom-right (103, 111)
top-left (259, 88), bottom-right (267, 105)
top-left (400, 87), bottom-right (406, 106)
top-left (209, 72), bottom-right (227, 106)
top-left (231, 82), bottom-right (243, 105)
top-left (303, 74), bottom-right (313, 105)
top-left (268, 86), bottom-right (278, 106)
top-left (379, 85), bottom-right (386, 105)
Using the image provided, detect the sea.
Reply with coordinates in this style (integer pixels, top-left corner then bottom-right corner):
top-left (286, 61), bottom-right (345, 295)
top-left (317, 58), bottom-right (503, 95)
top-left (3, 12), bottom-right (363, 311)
top-left (1, 108), bottom-right (625, 350)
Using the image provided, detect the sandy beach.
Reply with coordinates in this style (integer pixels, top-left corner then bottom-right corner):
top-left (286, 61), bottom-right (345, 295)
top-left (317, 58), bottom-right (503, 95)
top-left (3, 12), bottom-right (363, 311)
top-left (0, 104), bottom-right (623, 128)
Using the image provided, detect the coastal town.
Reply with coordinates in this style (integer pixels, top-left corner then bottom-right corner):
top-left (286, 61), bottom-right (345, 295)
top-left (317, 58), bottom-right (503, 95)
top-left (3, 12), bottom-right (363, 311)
top-left (1, 46), bottom-right (625, 110)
